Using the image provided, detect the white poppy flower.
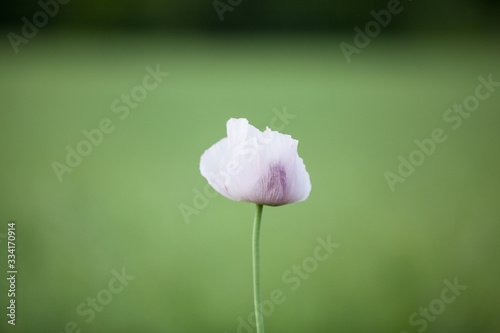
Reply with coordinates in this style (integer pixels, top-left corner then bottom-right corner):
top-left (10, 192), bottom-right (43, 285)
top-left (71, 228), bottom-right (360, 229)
top-left (200, 118), bottom-right (311, 206)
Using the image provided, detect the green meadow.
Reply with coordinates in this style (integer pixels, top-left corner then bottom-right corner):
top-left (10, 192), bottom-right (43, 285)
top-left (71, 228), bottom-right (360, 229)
top-left (0, 32), bottom-right (499, 333)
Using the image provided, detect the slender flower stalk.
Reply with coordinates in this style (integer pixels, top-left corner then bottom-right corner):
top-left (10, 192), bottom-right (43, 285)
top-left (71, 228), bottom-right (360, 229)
top-left (252, 204), bottom-right (264, 333)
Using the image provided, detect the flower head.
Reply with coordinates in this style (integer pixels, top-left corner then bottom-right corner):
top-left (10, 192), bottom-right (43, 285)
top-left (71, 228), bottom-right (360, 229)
top-left (200, 118), bottom-right (311, 206)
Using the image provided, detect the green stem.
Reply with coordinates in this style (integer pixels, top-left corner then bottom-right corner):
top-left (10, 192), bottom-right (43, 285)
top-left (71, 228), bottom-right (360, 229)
top-left (253, 204), bottom-right (265, 333)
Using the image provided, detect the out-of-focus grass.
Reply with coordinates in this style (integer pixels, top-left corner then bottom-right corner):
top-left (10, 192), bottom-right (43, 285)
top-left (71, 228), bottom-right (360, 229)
top-left (0, 32), bottom-right (499, 333)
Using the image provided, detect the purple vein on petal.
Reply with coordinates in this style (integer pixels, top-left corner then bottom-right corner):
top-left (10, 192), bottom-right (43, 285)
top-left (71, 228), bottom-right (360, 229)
top-left (265, 163), bottom-right (287, 205)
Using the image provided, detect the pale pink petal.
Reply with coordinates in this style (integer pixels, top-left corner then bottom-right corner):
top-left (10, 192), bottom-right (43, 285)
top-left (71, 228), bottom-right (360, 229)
top-left (200, 118), bottom-right (311, 206)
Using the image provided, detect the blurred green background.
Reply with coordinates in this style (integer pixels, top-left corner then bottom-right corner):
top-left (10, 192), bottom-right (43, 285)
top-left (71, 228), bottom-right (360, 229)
top-left (1, 1), bottom-right (500, 333)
